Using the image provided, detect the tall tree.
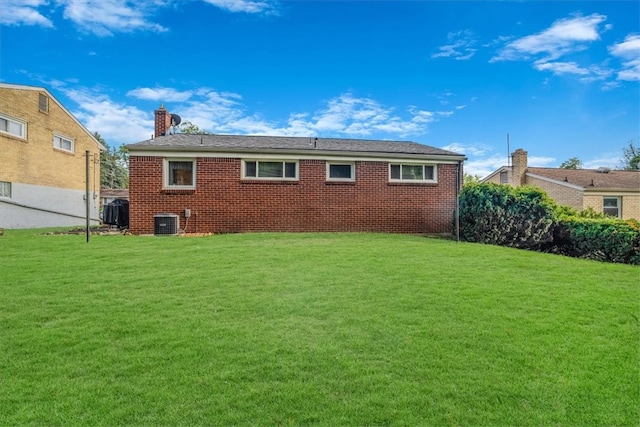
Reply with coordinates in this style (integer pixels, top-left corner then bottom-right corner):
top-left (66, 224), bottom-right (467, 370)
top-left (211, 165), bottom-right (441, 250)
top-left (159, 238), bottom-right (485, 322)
top-left (620, 139), bottom-right (640, 170)
top-left (96, 132), bottom-right (129, 189)
top-left (179, 121), bottom-right (209, 134)
top-left (560, 157), bottom-right (583, 169)
top-left (463, 173), bottom-right (482, 186)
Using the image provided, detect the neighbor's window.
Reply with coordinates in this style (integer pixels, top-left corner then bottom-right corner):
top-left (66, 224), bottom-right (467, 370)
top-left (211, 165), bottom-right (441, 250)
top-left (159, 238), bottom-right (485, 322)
top-left (0, 181), bottom-right (11, 198)
top-left (327, 162), bottom-right (355, 181)
top-left (243, 160), bottom-right (298, 180)
top-left (165, 159), bottom-right (196, 188)
top-left (389, 164), bottom-right (436, 182)
top-left (0, 113), bottom-right (26, 139)
top-left (53, 134), bottom-right (74, 153)
top-left (603, 197), bottom-right (621, 218)
top-left (500, 171), bottom-right (508, 184)
top-left (39, 93), bottom-right (49, 113)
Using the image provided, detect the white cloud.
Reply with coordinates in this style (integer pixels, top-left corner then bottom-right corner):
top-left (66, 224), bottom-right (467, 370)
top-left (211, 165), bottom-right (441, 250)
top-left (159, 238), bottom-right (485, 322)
top-left (534, 60), bottom-right (590, 75)
top-left (59, 0), bottom-right (168, 36)
top-left (609, 34), bottom-right (640, 81)
top-left (492, 13), bottom-right (607, 62)
top-left (1, 0), bottom-right (277, 36)
top-left (432, 30), bottom-right (477, 60)
top-left (127, 87), bottom-right (193, 102)
top-left (0, 0), bottom-right (53, 27)
top-left (67, 86), bottom-right (453, 142)
top-left (59, 86), bottom-right (155, 144)
top-left (201, 0), bottom-right (279, 14)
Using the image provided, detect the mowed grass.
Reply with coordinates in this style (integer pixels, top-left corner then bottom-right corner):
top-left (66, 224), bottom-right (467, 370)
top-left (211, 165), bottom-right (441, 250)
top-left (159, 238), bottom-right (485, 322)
top-left (0, 230), bottom-right (638, 426)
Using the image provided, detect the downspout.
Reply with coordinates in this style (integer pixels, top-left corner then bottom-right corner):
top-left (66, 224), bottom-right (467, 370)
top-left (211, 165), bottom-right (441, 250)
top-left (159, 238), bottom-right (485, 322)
top-left (455, 160), bottom-right (461, 242)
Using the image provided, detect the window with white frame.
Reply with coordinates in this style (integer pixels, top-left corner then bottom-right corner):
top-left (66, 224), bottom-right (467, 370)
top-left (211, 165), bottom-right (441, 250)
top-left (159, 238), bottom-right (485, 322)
top-left (0, 113), bottom-right (26, 139)
top-left (327, 162), bottom-right (355, 181)
top-left (53, 134), bottom-right (74, 153)
top-left (164, 159), bottom-right (196, 188)
top-left (500, 171), bottom-right (508, 184)
top-left (603, 197), bottom-right (621, 218)
top-left (0, 181), bottom-right (11, 198)
top-left (243, 160), bottom-right (298, 180)
top-left (389, 163), bottom-right (437, 183)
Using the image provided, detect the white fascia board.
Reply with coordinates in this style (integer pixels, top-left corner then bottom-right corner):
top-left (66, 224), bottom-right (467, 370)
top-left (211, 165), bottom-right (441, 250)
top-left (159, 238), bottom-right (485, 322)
top-left (480, 166), bottom-right (510, 183)
top-left (526, 172), bottom-right (584, 191)
top-left (127, 149), bottom-right (465, 164)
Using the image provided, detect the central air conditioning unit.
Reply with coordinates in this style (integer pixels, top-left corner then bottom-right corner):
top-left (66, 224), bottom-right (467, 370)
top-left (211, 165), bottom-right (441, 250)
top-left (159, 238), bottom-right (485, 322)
top-left (154, 214), bottom-right (179, 235)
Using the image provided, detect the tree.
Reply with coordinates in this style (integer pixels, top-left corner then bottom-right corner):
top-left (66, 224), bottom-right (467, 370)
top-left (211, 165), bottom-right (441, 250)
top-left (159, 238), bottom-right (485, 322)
top-left (179, 121), bottom-right (209, 134)
top-left (96, 132), bottom-right (129, 189)
top-left (463, 173), bottom-right (482, 186)
top-left (620, 139), bottom-right (640, 170)
top-left (560, 157), bottom-right (583, 169)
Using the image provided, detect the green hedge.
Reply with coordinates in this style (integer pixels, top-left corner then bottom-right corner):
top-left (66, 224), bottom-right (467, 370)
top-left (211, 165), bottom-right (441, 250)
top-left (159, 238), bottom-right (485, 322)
top-left (552, 217), bottom-right (640, 265)
top-left (458, 183), bottom-right (640, 265)
top-left (458, 183), bottom-right (556, 249)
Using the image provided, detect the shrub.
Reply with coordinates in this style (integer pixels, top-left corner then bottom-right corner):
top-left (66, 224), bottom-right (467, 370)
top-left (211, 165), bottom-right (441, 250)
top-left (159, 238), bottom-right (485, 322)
top-left (458, 183), bottom-right (556, 249)
top-left (552, 217), bottom-right (640, 265)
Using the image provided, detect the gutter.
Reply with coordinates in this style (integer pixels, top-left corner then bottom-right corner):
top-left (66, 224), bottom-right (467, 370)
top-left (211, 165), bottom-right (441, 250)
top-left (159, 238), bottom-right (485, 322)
top-left (127, 146), bottom-right (467, 163)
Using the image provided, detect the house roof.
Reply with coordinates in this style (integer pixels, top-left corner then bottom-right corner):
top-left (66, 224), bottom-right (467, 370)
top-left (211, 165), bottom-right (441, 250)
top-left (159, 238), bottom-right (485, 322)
top-left (527, 167), bottom-right (640, 191)
top-left (0, 83), bottom-right (106, 151)
top-left (100, 188), bottom-right (129, 199)
top-left (126, 134), bottom-right (465, 160)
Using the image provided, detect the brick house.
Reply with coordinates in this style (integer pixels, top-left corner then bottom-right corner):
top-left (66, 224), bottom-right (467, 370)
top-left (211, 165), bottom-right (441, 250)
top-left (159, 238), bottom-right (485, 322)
top-left (482, 148), bottom-right (640, 220)
top-left (125, 106), bottom-right (466, 235)
top-left (0, 83), bottom-right (104, 229)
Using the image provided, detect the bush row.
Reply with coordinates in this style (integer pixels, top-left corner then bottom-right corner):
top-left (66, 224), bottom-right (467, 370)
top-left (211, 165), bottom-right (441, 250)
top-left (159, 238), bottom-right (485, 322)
top-left (458, 183), bottom-right (640, 265)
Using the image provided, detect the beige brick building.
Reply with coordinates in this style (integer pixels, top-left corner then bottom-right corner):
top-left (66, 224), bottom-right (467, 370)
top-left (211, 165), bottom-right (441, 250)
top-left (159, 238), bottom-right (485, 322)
top-left (0, 83), bottom-right (104, 228)
top-left (482, 148), bottom-right (640, 220)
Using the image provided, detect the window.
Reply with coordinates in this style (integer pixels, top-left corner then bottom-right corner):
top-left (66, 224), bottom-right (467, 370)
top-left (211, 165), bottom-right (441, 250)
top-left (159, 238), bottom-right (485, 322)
top-left (165, 159), bottom-right (196, 188)
top-left (603, 197), bottom-right (621, 218)
top-left (243, 160), bottom-right (298, 180)
top-left (389, 164), bottom-right (436, 182)
top-left (327, 162), bottom-right (355, 181)
top-left (500, 171), bottom-right (508, 184)
top-left (53, 134), bottom-right (74, 153)
top-left (0, 181), bottom-right (11, 198)
top-left (0, 113), bottom-right (26, 139)
top-left (39, 94), bottom-right (49, 113)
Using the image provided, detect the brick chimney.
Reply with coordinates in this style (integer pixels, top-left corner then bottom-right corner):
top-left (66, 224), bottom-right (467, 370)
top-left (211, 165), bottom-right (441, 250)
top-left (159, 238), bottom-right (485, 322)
top-left (510, 148), bottom-right (528, 186)
top-left (154, 103), bottom-right (172, 138)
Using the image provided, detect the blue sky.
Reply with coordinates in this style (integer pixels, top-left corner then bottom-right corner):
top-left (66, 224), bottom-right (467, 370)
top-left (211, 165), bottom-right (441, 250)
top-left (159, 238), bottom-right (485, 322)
top-left (1, 0), bottom-right (638, 177)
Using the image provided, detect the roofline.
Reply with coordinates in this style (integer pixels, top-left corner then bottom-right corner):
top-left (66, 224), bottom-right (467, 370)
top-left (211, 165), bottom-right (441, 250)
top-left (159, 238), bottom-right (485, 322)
top-left (480, 166), bottom-right (510, 182)
top-left (0, 83), bottom-right (106, 152)
top-left (525, 172), bottom-right (585, 191)
top-left (126, 147), bottom-right (466, 163)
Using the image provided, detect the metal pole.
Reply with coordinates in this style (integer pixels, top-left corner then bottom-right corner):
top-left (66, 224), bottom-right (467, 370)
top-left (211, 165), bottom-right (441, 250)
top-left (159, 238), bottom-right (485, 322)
top-left (86, 150), bottom-right (90, 243)
top-left (456, 161), bottom-right (460, 242)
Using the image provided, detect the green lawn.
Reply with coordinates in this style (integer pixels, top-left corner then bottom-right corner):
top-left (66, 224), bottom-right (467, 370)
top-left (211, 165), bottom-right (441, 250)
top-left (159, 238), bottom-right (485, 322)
top-left (1, 230), bottom-right (638, 426)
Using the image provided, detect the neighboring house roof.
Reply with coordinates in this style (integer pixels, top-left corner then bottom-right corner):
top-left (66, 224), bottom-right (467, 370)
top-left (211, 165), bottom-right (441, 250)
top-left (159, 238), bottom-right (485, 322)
top-left (527, 167), bottom-right (640, 192)
top-left (0, 82), bottom-right (106, 152)
top-left (100, 189), bottom-right (129, 199)
top-left (127, 134), bottom-right (465, 161)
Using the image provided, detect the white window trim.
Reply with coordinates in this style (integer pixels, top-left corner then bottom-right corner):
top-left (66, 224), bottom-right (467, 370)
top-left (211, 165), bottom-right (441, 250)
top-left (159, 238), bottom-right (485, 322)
top-left (163, 158), bottom-right (197, 189)
top-left (242, 159), bottom-right (299, 181)
top-left (0, 113), bottom-right (27, 139)
top-left (0, 181), bottom-right (11, 198)
top-left (603, 196), bottom-right (621, 218)
top-left (326, 162), bottom-right (356, 182)
top-left (53, 133), bottom-right (74, 153)
top-left (389, 163), bottom-right (437, 183)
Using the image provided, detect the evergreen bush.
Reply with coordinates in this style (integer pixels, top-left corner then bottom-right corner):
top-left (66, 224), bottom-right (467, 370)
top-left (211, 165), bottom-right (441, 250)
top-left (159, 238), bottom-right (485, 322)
top-left (458, 183), bottom-right (556, 249)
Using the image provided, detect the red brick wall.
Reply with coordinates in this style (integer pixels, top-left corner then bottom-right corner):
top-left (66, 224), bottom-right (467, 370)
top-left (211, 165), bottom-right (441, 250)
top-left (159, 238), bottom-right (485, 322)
top-left (129, 156), bottom-right (459, 234)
